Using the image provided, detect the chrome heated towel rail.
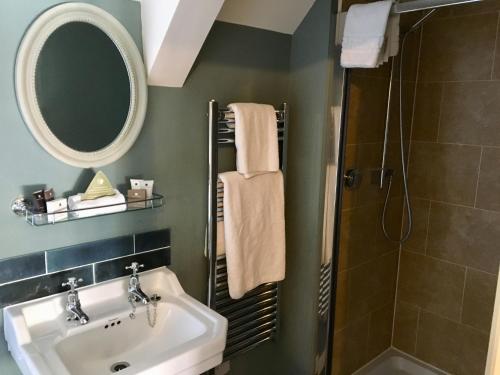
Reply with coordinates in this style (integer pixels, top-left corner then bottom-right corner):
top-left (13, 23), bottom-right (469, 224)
top-left (206, 100), bottom-right (288, 359)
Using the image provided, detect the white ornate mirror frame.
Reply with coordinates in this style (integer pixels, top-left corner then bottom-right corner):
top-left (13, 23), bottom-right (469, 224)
top-left (15, 3), bottom-right (147, 168)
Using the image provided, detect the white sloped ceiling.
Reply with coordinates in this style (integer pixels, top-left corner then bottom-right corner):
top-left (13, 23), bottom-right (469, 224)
top-left (139, 0), bottom-right (315, 87)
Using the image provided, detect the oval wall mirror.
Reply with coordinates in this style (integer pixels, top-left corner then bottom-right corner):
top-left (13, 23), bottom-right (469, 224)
top-left (16, 3), bottom-right (147, 168)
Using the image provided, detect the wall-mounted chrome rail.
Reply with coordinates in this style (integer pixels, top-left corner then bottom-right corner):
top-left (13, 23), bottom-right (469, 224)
top-left (207, 100), bottom-right (288, 359)
top-left (392, 0), bottom-right (482, 13)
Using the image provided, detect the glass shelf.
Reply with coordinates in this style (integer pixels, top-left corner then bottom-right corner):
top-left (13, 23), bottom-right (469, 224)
top-left (25, 193), bottom-right (164, 226)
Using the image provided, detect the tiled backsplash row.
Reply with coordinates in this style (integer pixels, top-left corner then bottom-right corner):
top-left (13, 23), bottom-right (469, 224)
top-left (0, 229), bottom-right (170, 308)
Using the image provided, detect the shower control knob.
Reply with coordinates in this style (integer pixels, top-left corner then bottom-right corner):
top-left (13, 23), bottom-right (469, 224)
top-left (344, 169), bottom-right (361, 189)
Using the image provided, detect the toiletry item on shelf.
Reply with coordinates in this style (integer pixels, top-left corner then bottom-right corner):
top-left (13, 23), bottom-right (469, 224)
top-left (68, 189), bottom-right (126, 218)
top-left (32, 190), bottom-right (47, 213)
top-left (129, 179), bottom-right (155, 199)
top-left (130, 179), bottom-right (142, 190)
top-left (43, 188), bottom-right (55, 202)
top-left (128, 189), bottom-right (146, 208)
top-left (46, 198), bottom-right (68, 222)
top-left (143, 180), bottom-right (154, 199)
top-left (81, 171), bottom-right (115, 200)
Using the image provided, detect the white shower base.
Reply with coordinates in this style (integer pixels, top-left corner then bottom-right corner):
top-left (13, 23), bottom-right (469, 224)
top-left (353, 348), bottom-right (448, 375)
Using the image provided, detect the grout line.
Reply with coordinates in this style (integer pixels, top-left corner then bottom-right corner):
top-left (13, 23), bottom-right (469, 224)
top-left (435, 82), bottom-right (446, 142)
top-left (410, 139), bottom-right (486, 148)
top-left (411, 196), bottom-right (500, 215)
top-left (0, 263), bottom-right (93, 287)
top-left (473, 146), bottom-right (484, 208)
top-left (400, 247), bottom-right (498, 277)
top-left (365, 311), bottom-right (372, 358)
top-left (424, 200), bottom-right (432, 255)
top-left (345, 141), bottom-right (385, 147)
top-left (339, 249), bottom-right (399, 273)
top-left (417, 78), bottom-right (500, 83)
top-left (414, 307), bottom-right (421, 355)
top-left (334, 303), bottom-right (391, 334)
top-left (459, 267), bottom-right (468, 324)
top-left (44, 251), bottom-right (48, 274)
top-left (393, 299), bottom-right (492, 336)
top-left (133, 235), bottom-right (136, 254)
top-left (92, 263), bottom-right (96, 284)
top-left (491, 12), bottom-right (500, 80)
top-left (93, 246), bottom-right (171, 266)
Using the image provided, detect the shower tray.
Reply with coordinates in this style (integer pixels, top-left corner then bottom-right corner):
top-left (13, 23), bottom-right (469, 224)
top-left (353, 348), bottom-right (449, 375)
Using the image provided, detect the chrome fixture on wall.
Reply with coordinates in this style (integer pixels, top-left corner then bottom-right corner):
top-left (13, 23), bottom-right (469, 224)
top-left (126, 262), bottom-right (150, 306)
top-left (62, 277), bottom-right (89, 325)
top-left (206, 100), bottom-right (288, 359)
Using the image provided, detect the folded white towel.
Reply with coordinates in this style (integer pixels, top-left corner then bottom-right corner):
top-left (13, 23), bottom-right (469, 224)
top-left (219, 171), bottom-right (286, 299)
top-left (341, 0), bottom-right (394, 68)
top-left (68, 189), bottom-right (126, 218)
top-left (227, 103), bottom-right (279, 178)
top-left (378, 15), bottom-right (400, 66)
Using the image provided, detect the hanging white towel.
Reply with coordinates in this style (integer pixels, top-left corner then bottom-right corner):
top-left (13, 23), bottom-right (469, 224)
top-left (341, 0), bottom-right (394, 68)
top-left (219, 171), bottom-right (286, 299)
top-left (378, 15), bottom-right (400, 66)
top-left (227, 103), bottom-right (279, 178)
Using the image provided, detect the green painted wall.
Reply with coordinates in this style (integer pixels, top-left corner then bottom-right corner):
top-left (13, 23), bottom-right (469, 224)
top-left (229, 0), bottom-right (337, 373)
top-left (281, 0), bottom-right (335, 372)
top-left (0, 1), bottom-right (290, 373)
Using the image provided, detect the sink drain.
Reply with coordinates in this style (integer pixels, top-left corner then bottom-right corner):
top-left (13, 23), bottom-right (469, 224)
top-left (110, 362), bottom-right (130, 372)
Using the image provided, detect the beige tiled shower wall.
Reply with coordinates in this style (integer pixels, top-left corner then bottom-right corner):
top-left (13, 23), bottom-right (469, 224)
top-left (393, 2), bottom-right (500, 375)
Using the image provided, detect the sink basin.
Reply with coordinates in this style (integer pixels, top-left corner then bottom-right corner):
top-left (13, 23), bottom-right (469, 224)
top-left (4, 267), bottom-right (227, 375)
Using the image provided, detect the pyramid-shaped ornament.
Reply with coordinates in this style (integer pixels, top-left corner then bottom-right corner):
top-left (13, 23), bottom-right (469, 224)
top-left (81, 171), bottom-right (116, 200)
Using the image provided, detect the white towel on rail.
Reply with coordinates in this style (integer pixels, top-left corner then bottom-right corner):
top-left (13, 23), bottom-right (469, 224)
top-left (378, 15), bottom-right (400, 65)
top-left (341, 0), bottom-right (394, 68)
top-left (227, 103), bottom-right (279, 178)
top-left (219, 171), bottom-right (285, 299)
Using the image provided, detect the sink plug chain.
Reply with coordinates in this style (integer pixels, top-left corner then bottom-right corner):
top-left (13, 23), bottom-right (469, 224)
top-left (147, 294), bottom-right (161, 328)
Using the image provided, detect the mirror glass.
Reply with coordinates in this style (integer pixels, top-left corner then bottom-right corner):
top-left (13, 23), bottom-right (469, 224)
top-left (35, 22), bottom-right (131, 152)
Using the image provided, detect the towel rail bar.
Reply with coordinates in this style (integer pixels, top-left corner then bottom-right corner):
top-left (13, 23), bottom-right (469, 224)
top-left (207, 100), bottom-right (288, 360)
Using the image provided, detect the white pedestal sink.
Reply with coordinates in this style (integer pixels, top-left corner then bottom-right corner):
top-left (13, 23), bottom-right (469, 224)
top-left (4, 267), bottom-right (227, 375)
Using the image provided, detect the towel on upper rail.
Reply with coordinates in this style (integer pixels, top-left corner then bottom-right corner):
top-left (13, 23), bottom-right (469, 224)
top-left (340, 0), bottom-right (399, 68)
top-left (218, 171), bottom-right (285, 299)
top-left (227, 103), bottom-right (279, 178)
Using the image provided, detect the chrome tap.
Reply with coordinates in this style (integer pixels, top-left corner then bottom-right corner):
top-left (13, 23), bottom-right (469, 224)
top-left (62, 277), bottom-right (89, 325)
top-left (126, 262), bottom-right (150, 305)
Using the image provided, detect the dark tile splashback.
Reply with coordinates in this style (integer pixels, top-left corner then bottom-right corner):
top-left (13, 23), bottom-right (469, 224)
top-left (0, 266), bottom-right (93, 308)
top-left (0, 252), bottom-right (46, 284)
top-left (0, 229), bottom-right (170, 308)
top-left (135, 229), bottom-right (170, 253)
top-left (95, 248), bottom-right (170, 283)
